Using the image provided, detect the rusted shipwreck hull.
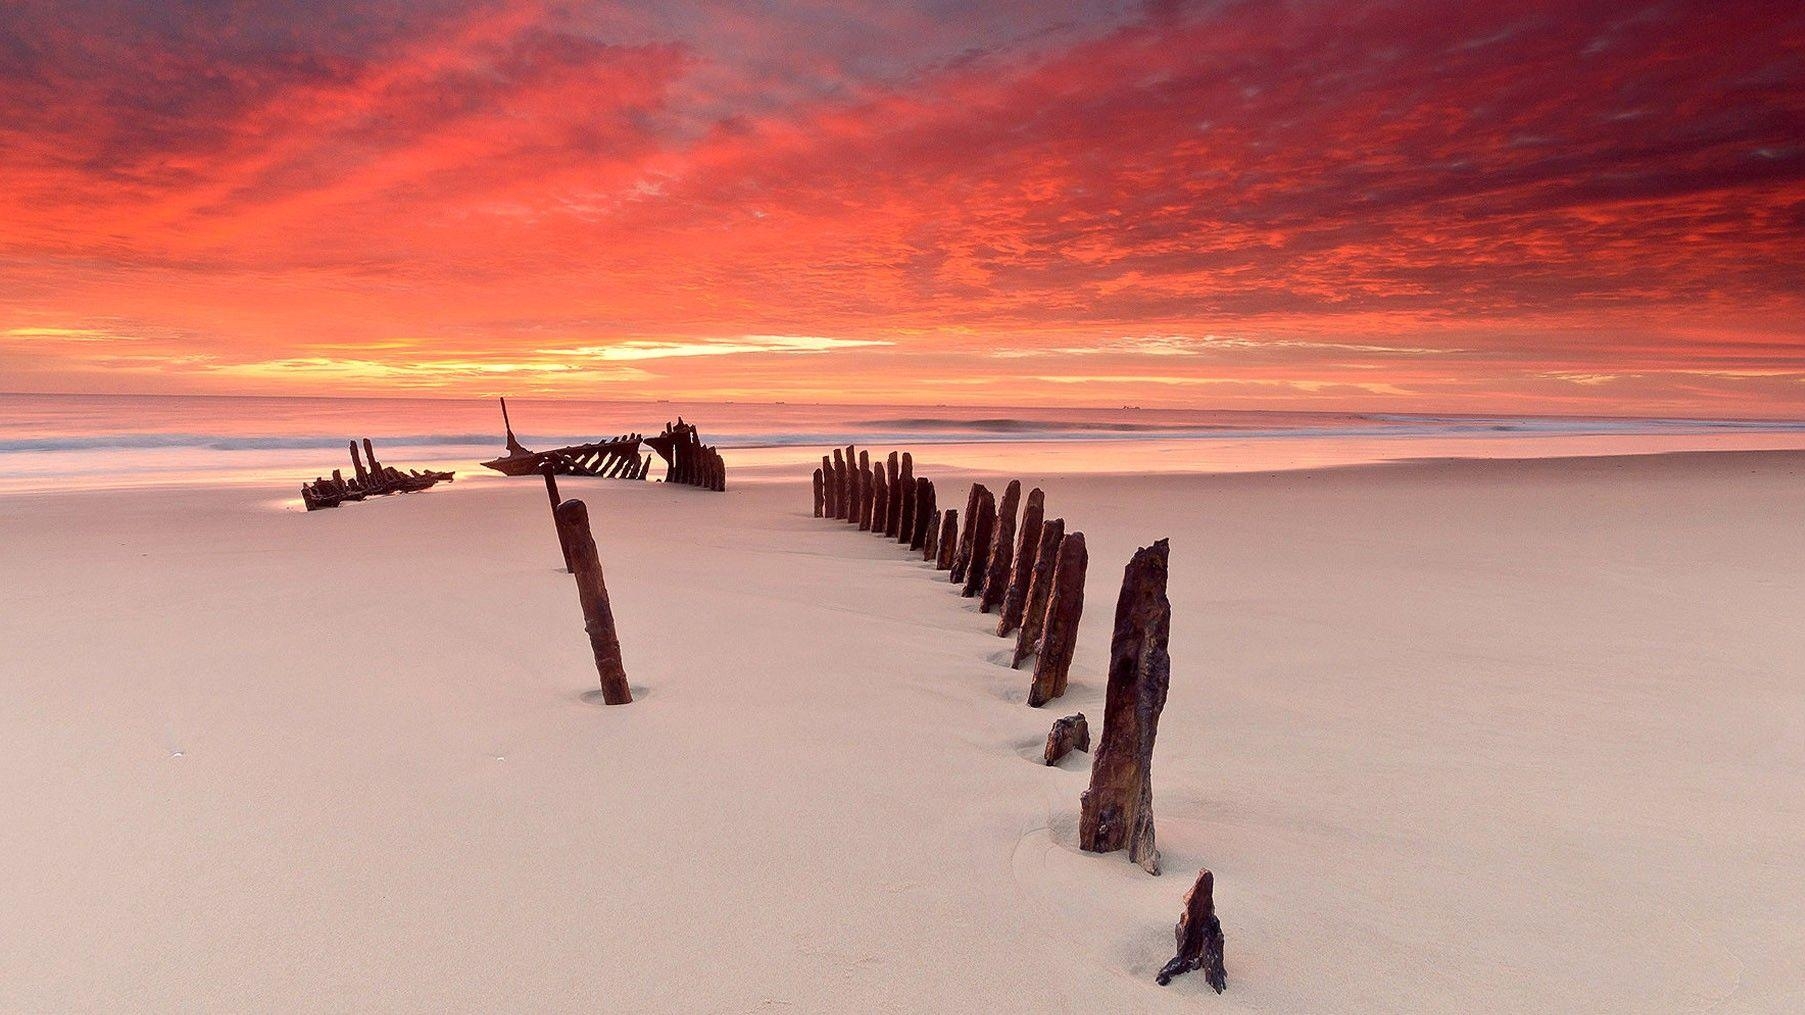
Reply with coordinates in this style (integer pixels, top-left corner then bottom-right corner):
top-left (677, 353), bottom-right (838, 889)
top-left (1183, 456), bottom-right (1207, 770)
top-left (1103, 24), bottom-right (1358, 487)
top-left (302, 438), bottom-right (454, 511)
top-left (479, 399), bottom-right (723, 491)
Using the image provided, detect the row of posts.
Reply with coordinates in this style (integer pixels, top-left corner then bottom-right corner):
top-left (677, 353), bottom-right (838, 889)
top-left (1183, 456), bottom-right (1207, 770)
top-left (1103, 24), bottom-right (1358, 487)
top-left (809, 451), bottom-right (1221, 990)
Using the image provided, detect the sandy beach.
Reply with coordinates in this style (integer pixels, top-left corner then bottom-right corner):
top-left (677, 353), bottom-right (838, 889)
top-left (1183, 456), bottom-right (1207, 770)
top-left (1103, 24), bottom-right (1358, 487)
top-left (1, 449), bottom-right (1800, 1012)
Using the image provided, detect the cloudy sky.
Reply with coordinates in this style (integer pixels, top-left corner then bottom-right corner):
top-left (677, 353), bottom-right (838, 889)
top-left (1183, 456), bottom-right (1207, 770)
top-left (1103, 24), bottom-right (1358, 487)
top-left (1, 0), bottom-right (1801, 413)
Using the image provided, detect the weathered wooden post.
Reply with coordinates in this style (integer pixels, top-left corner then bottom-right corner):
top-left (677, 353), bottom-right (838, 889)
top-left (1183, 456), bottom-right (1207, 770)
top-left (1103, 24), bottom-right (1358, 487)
top-left (896, 452), bottom-right (916, 545)
top-left (543, 464), bottom-right (573, 572)
top-left (813, 468), bottom-right (825, 517)
top-left (997, 488), bottom-right (1045, 636)
top-left (924, 509), bottom-right (941, 561)
top-left (871, 468), bottom-right (889, 534)
top-left (553, 499), bottom-right (632, 705)
top-left (821, 455), bottom-right (836, 517)
top-left (349, 441), bottom-right (369, 487)
top-left (856, 451), bottom-right (870, 526)
top-left (884, 452), bottom-right (902, 537)
top-left (950, 483), bottom-right (985, 583)
top-left (911, 477), bottom-right (935, 551)
top-left (1027, 531), bottom-right (1086, 703)
top-left (363, 438), bottom-right (382, 483)
top-left (851, 459), bottom-right (866, 527)
top-left (831, 449), bottom-right (847, 519)
top-left (842, 445), bottom-right (855, 517)
top-left (1044, 713), bottom-right (1090, 765)
top-left (1157, 869), bottom-right (1225, 991)
top-left (979, 480), bottom-right (1023, 611)
top-left (1079, 538), bottom-right (1170, 874)
top-left (935, 510), bottom-right (959, 569)
top-left (960, 489), bottom-right (997, 597)
top-left (863, 463), bottom-right (879, 528)
top-left (1013, 520), bottom-right (1064, 666)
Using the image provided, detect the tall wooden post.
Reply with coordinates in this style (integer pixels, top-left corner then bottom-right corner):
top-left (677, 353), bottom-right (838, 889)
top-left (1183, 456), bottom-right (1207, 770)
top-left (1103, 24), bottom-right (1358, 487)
top-left (1027, 531), bottom-right (1086, 703)
top-left (911, 477), bottom-right (935, 551)
top-left (831, 449), bottom-right (846, 519)
top-left (979, 480), bottom-right (1022, 611)
top-left (896, 452), bottom-right (915, 545)
top-left (1078, 538), bottom-right (1168, 874)
top-left (362, 438), bottom-right (381, 482)
top-left (822, 455), bottom-right (837, 517)
top-left (960, 488), bottom-right (997, 597)
top-left (950, 483), bottom-right (985, 583)
top-left (935, 510), bottom-right (959, 569)
top-left (996, 488), bottom-right (1045, 635)
top-left (866, 465), bottom-right (880, 530)
top-left (813, 468), bottom-right (824, 517)
top-left (884, 452), bottom-right (902, 537)
top-left (553, 499), bottom-right (632, 705)
top-left (543, 464), bottom-right (573, 572)
top-left (924, 509), bottom-right (942, 561)
top-left (842, 445), bottom-right (855, 518)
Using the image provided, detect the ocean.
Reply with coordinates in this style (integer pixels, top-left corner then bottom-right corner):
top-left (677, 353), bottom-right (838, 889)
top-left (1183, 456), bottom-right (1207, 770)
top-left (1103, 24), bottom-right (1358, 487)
top-left (4, 392), bottom-right (1804, 494)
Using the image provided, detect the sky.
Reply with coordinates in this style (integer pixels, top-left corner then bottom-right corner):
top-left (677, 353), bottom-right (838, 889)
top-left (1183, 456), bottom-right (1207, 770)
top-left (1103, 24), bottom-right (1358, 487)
top-left (1, 0), bottom-right (1801, 415)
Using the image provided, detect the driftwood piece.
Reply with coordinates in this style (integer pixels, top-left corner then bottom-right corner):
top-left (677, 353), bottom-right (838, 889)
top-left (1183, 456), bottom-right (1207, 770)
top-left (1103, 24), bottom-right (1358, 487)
top-left (553, 499), bottom-right (632, 705)
top-left (960, 488), bottom-right (997, 597)
top-left (813, 468), bottom-right (824, 517)
top-left (896, 452), bottom-right (916, 545)
top-left (911, 477), bottom-right (935, 551)
top-left (950, 483), bottom-right (985, 583)
top-left (1044, 713), bottom-right (1090, 765)
top-left (1078, 538), bottom-right (1170, 874)
top-left (1028, 531), bottom-right (1086, 704)
top-left (543, 465), bottom-right (573, 573)
top-left (978, 480), bottom-right (1023, 612)
top-left (935, 510), bottom-right (959, 569)
top-left (884, 452), bottom-right (902, 537)
top-left (997, 488), bottom-right (1046, 636)
top-left (1156, 869), bottom-right (1225, 991)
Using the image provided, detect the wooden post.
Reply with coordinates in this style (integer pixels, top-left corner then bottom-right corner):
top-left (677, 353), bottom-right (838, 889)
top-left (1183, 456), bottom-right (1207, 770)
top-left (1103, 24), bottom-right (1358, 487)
top-left (896, 452), bottom-right (915, 545)
top-left (950, 483), bottom-right (984, 583)
top-left (837, 447), bottom-right (851, 516)
top-left (978, 480), bottom-right (1022, 611)
top-left (822, 455), bottom-right (837, 517)
top-left (1078, 538), bottom-right (1169, 874)
top-left (1156, 869), bottom-right (1225, 991)
top-left (935, 510), bottom-right (959, 569)
top-left (1044, 713), bottom-right (1090, 765)
top-left (884, 452), bottom-right (902, 537)
top-left (850, 459), bottom-right (866, 526)
top-left (1012, 519), bottom-right (1065, 667)
top-left (856, 451), bottom-right (870, 526)
top-left (553, 499), bottom-right (632, 705)
top-left (924, 508), bottom-right (941, 561)
top-left (363, 438), bottom-right (381, 482)
top-left (1027, 531), bottom-right (1086, 703)
top-left (997, 488), bottom-right (1045, 636)
top-left (911, 477), bottom-right (935, 551)
top-left (543, 465), bottom-right (573, 572)
top-left (349, 441), bottom-right (369, 487)
top-left (842, 445), bottom-right (855, 518)
top-left (813, 468), bottom-right (824, 517)
top-left (960, 488), bottom-right (996, 597)
top-left (871, 468), bottom-right (889, 534)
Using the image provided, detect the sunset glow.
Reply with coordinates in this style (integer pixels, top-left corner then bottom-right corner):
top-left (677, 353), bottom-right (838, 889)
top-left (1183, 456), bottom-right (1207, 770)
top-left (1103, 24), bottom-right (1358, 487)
top-left (2, 0), bottom-right (1801, 413)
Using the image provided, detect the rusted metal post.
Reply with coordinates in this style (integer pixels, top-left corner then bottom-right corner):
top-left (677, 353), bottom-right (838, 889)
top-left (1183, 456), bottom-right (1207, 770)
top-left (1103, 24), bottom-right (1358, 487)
top-left (554, 499), bottom-right (631, 705)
